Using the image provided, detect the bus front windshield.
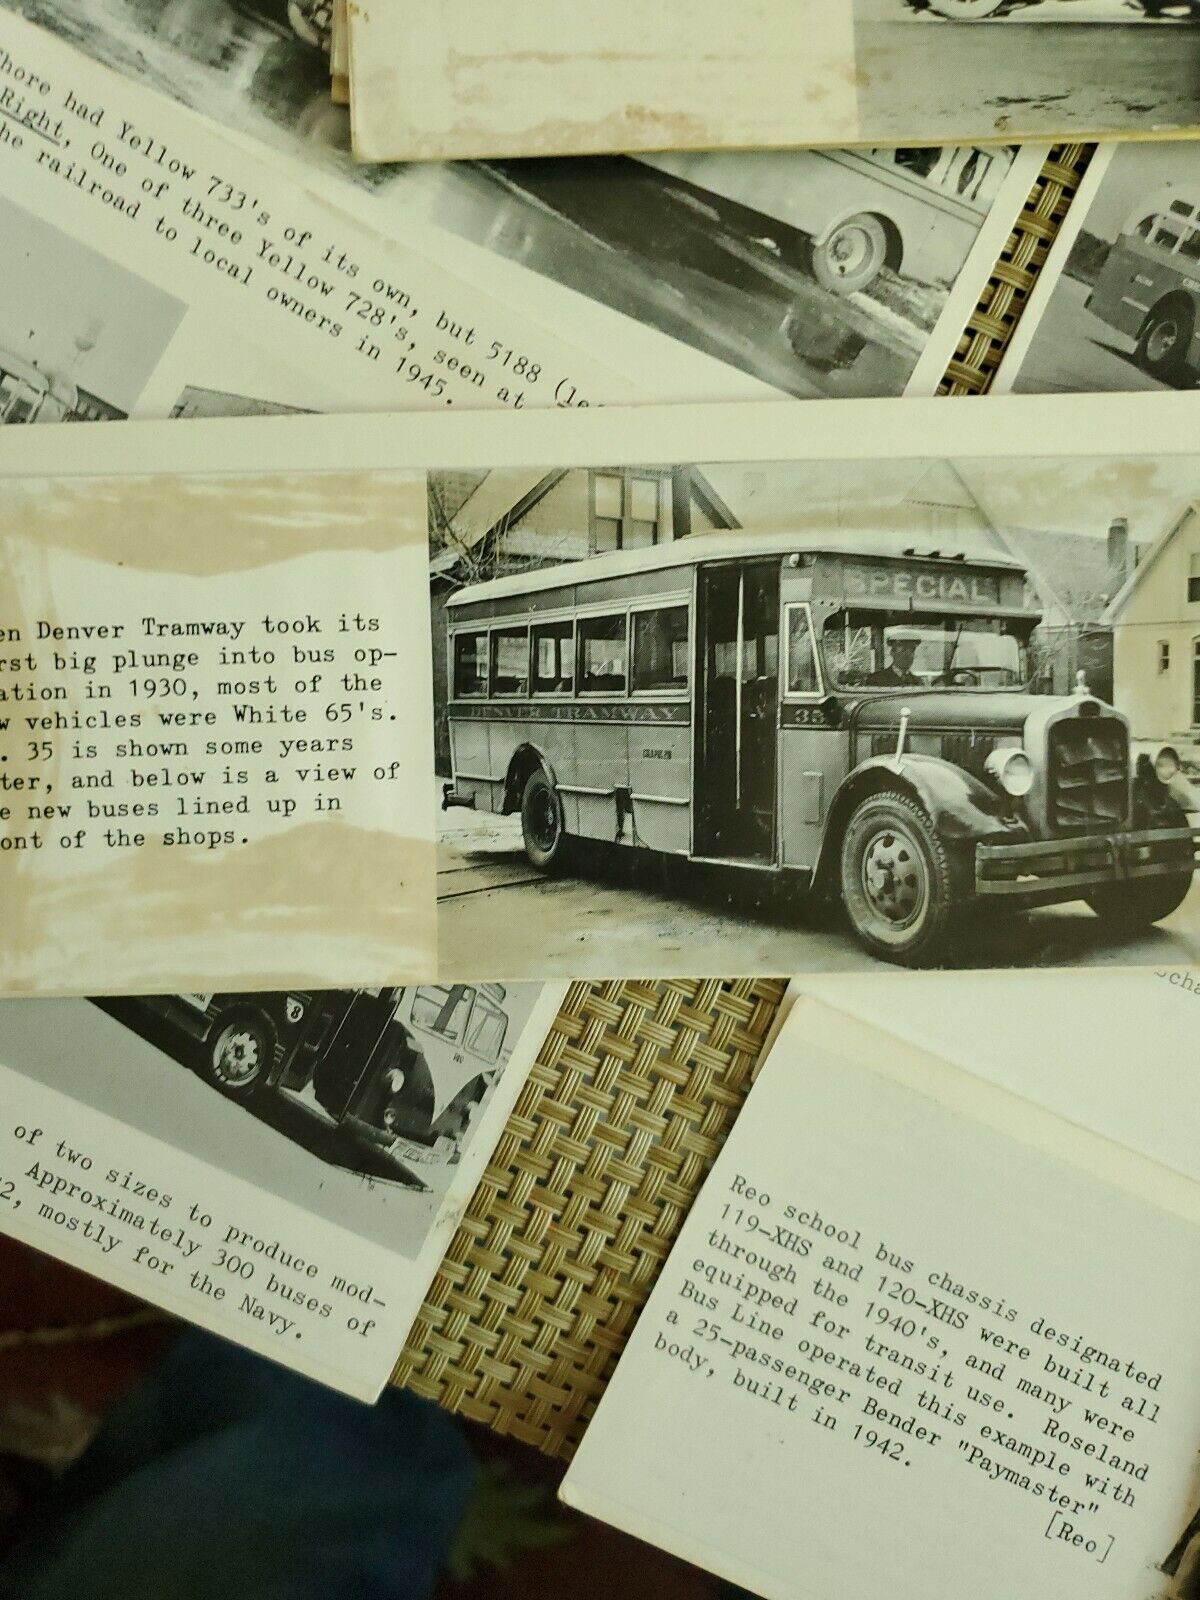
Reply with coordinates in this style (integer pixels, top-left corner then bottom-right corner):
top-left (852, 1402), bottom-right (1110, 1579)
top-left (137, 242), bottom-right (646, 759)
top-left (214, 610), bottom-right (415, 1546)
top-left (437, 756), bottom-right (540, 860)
top-left (820, 610), bottom-right (1029, 691)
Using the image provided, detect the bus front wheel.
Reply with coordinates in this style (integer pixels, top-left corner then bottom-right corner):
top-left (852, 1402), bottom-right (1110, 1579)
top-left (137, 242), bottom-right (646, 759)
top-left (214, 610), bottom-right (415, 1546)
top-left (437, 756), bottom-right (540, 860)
top-left (839, 792), bottom-right (957, 965)
top-left (520, 769), bottom-right (567, 871)
top-left (810, 214), bottom-right (889, 296)
top-left (1136, 301), bottom-right (1195, 385)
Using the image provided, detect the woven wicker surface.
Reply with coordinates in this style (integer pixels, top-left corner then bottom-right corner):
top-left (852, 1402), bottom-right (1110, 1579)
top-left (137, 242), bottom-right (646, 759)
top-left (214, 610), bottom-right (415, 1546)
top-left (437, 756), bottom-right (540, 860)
top-left (393, 143), bottom-right (1098, 1458)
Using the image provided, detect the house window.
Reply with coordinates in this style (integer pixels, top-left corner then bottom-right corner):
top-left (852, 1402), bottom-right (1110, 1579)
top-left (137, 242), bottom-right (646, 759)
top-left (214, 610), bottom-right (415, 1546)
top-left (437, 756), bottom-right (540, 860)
top-left (1189, 552), bottom-right (1200, 603)
top-left (590, 471), bottom-right (664, 553)
top-left (1159, 640), bottom-right (1171, 674)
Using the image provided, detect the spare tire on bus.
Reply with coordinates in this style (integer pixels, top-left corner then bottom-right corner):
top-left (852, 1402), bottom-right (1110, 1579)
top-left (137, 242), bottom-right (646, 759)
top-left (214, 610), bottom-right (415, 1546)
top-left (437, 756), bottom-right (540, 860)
top-left (838, 791), bottom-right (958, 965)
top-left (520, 768), bottom-right (568, 871)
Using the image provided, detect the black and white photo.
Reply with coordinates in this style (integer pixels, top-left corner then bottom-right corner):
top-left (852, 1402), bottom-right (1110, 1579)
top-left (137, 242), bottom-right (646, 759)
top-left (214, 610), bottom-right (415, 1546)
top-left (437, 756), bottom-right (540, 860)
top-left (0, 982), bottom-right (560, 1393)
top-left (416, 144), bottom-right (1039, 400)
top-left (5, 395), bottom-right (1200, 990)
top-left (0, 986), bottom-right (546, 1255)
top-left (0, 196), bottom-right (185, 423)
top-left (997, 144), bottom-right (1200, 396)
top-left (3, 0), bottom-right (1040, 402)
top-left (431, 453), bottom-right (1200, 977)
top-left (345, 0), bottom-right (1200, 164)
top-left (853, 0), bottom-right (1200, 142)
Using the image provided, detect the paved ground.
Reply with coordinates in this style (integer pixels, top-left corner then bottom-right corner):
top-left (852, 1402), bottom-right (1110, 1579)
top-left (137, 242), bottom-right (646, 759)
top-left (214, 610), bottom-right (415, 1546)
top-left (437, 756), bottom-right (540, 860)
top-left (1011, 274), bottom-right (1196, 394)
top-left (437, 798), bottom-right (1200, 979)
top-left (855, 3), bottom-right (1200, 141)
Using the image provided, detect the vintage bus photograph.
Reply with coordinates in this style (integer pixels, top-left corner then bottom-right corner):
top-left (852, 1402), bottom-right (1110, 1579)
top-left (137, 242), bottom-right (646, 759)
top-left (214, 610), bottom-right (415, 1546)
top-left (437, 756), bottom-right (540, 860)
top-left (429, 457), bottom-right (1200, 978)
top-left (0, 195), bottom-right (185, 425)
top-left (853, 0), bottom-right (1200, 144)
top-left (0, 986), bottom-right (543, 1256)
top-left (1002, 144), bottom-right (1200, 396)
top-left (414, 144), bottom-right (1027, 400)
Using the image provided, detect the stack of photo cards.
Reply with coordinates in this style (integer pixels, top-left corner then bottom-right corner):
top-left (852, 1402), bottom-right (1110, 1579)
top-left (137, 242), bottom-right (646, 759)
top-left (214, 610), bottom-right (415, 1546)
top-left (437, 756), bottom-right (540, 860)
top-left (561, 972), bottom-right (1200, 1600)
top-left (0, 5), bottom-right (1049, 423)
top-left (1, 390), bottom-right (1199, 1413)
top-left (345, 0), bottom-right (1200, 163)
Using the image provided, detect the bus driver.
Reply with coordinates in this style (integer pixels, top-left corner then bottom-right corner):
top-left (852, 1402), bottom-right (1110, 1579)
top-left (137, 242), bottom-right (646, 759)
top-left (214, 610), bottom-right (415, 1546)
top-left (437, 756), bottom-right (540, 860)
top-left (868, 629), bottom-right (922, 687)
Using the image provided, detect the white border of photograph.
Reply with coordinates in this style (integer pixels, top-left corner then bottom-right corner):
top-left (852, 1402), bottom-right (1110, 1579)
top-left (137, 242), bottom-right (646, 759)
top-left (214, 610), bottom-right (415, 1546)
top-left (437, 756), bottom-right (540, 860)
top-left (989, 146), bottom-right (1111, 396)
top-left (904, 142), bottom-right (1047, 396)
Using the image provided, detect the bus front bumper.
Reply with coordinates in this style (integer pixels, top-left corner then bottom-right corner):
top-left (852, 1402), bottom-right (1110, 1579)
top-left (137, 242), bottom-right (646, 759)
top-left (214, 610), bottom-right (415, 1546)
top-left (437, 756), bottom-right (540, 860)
top-left (975, 826), bottom-right (1199, 901)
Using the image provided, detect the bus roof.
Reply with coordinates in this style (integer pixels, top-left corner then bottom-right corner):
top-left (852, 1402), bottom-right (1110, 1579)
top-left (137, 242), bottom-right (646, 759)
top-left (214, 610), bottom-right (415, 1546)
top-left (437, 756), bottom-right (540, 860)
top-left (445, 526), bottom-right (1027, 609)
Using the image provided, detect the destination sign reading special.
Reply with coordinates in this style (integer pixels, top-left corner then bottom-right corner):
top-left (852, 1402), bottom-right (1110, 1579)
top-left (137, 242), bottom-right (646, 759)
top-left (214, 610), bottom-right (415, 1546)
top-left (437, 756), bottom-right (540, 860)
top-left (836, 562), bottom-right (1004, 608)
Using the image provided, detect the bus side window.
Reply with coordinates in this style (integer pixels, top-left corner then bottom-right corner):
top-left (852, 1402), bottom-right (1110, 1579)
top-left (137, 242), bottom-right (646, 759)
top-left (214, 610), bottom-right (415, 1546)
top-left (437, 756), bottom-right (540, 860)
top-left (632, 605), bottom-right (689, 693)
top-left (578, 613), bottom-right (628, 695)
top-left (490, 625), bottom-right (530, 696)
top-left (453, 631), bottom-right (488, 697)
top-left (411, 985), bottom-right (473, 1041)
top-left (464, 999), bottom-right (507, 1062)
top-left (785, 605), bottom-right (821, 695)
top-left (532, 619), bottom-right (574, 694)
top-left (1181, 227), bottom-right (1200, 263)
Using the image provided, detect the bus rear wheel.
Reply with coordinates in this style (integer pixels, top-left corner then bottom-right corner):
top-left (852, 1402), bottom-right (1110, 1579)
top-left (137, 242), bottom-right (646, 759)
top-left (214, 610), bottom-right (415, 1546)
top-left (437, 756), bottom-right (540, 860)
top-left (839, 792), bottom-right (957, 965)
top-left (520, 768), bottom-right (567, 871)
top-left (202, 1010), bottom-right (275, 1098)
top-left (1136, 301), bottom-right (1195, 384)
top-left (810, 214), bottom-right (888, 295)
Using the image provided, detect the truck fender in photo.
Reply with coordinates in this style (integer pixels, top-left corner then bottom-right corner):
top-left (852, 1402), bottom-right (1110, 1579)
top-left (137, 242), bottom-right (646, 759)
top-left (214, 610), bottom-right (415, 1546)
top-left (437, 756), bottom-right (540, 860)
top-left (814, 753), bottom-right (1013, 889)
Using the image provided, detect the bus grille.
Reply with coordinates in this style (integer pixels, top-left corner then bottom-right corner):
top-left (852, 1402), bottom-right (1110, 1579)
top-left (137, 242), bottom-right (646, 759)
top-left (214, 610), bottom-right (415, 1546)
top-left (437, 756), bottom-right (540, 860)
top-left (1047, 717), bottom-right (1128, 834)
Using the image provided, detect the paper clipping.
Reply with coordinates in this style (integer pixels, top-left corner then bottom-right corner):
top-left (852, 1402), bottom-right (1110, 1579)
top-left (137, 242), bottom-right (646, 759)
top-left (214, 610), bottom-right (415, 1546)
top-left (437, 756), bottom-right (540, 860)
top-left (347, 0), bottom-right (1200, 162)
top-left (2, 397), bottom-right (1200, 993)
top-left (562, 988), bottom-right (1200, 1600)
top-left (0, 7), bottom-right (1043, 410)
top-left (0, 982), bottom-right (564, 1397)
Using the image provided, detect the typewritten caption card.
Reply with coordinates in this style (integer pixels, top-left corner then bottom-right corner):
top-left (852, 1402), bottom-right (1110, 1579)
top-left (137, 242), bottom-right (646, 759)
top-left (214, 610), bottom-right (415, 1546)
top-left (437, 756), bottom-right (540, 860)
top-left (0, 983), bottom-right (565, 1398)
top-left (562, 995), bottom-right (1200, 1600)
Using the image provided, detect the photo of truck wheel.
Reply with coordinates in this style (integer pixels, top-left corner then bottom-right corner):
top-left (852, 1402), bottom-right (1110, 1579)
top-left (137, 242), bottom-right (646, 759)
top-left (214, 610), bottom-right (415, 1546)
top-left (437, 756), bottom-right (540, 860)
top-left (200, 1006), bottom-right (278, 1099)
top-left (837, 791), bottom-right (964, 963)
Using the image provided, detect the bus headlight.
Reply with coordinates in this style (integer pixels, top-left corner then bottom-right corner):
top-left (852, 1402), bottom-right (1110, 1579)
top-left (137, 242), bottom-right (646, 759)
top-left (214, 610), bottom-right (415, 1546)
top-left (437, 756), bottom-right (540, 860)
top-left (1154, 746), bottom-right (1181, 785)
top-left (985, 747), bottom-right (1034, 798)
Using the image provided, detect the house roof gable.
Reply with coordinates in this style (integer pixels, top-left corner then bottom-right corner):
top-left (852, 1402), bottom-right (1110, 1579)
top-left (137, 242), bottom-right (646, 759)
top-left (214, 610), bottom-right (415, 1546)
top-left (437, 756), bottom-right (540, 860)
top-left (1101, 503), bottom-right (1197, 624)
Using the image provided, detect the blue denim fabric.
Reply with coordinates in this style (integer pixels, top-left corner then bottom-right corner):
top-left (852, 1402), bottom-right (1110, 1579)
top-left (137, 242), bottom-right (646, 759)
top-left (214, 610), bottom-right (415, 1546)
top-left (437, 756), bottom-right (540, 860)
top-left (0, 1331), bottom-right (476, 1600)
